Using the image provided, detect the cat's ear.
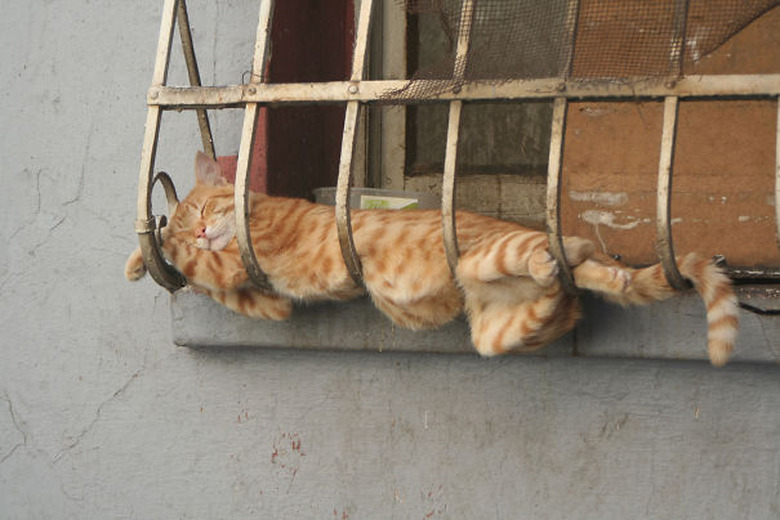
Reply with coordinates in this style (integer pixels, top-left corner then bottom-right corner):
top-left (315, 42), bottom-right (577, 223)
top-left (194, 151), bottom-right (228, 187)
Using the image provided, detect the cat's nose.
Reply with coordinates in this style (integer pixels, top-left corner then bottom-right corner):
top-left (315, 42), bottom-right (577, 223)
top-left (195, 226), bottom-right (207, 238)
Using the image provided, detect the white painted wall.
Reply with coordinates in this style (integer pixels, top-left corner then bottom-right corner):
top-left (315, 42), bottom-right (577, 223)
top-left (2, 1), bottom-right (780, 518)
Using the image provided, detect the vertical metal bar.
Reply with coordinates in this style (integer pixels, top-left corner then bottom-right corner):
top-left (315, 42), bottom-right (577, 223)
top-left (149, 0), bottom-right (179, 86)
top-left (545, 97), bottom-right (577, 294)
top-left (654, 2), bottom-right (689, 290)
top-left (336, 0), bottom-right (376, 284)
top-left (136, 0), bottom-right (186, 292)
top-left (543, 0), bottom-right (580, 295)
top-left (177, 0), bottom-right (216, 159)
top-left (775, 97), bottom-right (780, 254)
top-left (669, 0), bottom-right (689, 77)
top-left (234, 0), bottom-right (274, 289)
top-left (655, 96), bottom-right (689, 290)
top-left (441, 0), bottom-right (475, 274)
top-left (442, 101), bottom-right (463, 272)
top-left (559, 0), bottom-right (580, 78)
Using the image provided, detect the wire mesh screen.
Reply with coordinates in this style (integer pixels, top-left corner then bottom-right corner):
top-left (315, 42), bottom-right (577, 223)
top-left (388, 0), bottom-right (779, 99)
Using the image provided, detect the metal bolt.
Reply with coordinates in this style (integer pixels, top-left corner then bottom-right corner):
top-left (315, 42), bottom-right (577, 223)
top-left (247, 85), bottom-right (257, 95)
top-left (348, 84), bottom-right (359, 95)
top-left (149, 90), bottom-right (159, 100)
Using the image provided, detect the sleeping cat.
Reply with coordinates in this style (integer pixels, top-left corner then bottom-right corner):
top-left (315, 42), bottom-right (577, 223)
top-left (126, 152), bottom-right (739, 365)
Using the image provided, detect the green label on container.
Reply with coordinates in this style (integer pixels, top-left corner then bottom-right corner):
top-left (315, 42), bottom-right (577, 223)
top-left (360, 195), bottom-right (419, 210)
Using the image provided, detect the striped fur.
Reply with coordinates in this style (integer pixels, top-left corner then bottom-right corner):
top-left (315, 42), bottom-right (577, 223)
top-left (125, 152), bottom-right (738, 365)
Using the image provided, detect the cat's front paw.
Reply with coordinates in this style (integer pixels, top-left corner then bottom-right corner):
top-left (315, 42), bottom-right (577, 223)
top-left (124, 248), bottom-right (147, 281)
top-left (529, 249), bottom-right (559, 287)
top-left (607, 266), bottom-right (631, 293)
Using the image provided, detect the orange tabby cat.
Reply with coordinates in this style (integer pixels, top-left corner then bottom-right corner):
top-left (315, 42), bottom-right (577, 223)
top-left (126, 152), bottom-right (738, 365)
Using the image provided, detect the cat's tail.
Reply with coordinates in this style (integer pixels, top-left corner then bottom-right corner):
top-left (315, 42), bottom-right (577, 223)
top-left (584, 253), bottom-right (739, 367)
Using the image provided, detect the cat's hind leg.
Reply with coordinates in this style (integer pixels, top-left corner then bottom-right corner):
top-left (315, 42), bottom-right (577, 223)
top-left (466, 290), bottom-right (579, 356)
top-left (457, 232), bottom-right (596, 285)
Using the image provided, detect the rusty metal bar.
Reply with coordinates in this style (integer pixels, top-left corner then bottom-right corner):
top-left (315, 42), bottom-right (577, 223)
top-left (559, 0), bottom-right (581, 77)
top-left (442, 100), bottom-right (463, 272)
top-left (776, 97), bottom-right (780, 254)
top-left (335, 0), bottom-right (376, 284)
top-left (669, 0), bottom-right (689, 77)
top-left (545, 97), bottom-right (577, 294)
top-left (441, 0), bottom-right (475, 274)
top-left (148, 74), bottom-right (780, 108)
top-left (655, 96), bottom-right (690, 290)
top-left (136, 0), bottom-right (186, 292)
top-left (654, 5), bottom-right (691, 291)
top-left (176, 0), bottom-right (216, 159)
top-left (543, 0), bottom-right (581, 294)
top-left (234, 0), bottom-right (274, 290)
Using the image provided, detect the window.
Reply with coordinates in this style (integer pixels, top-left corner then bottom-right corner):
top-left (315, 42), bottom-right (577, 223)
top-left (136, 0), bottom-right (780, 360)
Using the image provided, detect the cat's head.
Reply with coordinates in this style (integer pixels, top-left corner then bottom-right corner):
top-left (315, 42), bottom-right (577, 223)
top-left (166, 152), bottom-right (237, 251)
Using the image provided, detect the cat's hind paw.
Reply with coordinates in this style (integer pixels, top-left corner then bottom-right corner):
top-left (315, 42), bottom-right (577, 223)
top-left (124, 248), bottom-right (147, 281)
top-left (529, 249), bottom-right (559, 287)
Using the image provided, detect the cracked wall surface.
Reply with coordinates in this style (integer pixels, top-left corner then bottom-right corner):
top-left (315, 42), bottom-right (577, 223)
top-left (1, 1), bottom-right (779, 518)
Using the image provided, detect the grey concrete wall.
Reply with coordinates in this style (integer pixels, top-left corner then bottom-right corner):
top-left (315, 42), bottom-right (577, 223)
top-left (2, 1), bottom-right (779, 518)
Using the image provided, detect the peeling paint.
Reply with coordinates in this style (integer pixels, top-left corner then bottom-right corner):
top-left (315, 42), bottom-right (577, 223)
top-left (581, 210), bottom-right (643, 230)
top-left (569, 190), bottom-right (629, 207)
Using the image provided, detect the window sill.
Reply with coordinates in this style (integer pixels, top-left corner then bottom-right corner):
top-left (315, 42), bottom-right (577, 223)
top-left (171, 286), bottom-right (779, 364)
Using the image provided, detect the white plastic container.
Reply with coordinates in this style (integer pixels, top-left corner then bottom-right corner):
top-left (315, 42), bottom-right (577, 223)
top-left (313, 187), bottom-right (440, 210)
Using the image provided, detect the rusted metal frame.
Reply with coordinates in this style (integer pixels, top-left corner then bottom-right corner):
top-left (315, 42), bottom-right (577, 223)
top-left (654, 1), bottom-right (691, 290)
top-left (136, 0), bottom-right (187, 292)
top-left (545, 0), bottom-right (581, 295)
top-left (234, 0), bottom-right (275, 290)
top-left (441, 0), bottom-right (476, 274)
top-left (148, 74), bottom-right (780, 108)
top-left (655, 97), bottom-right (689, 290)
top-left (176, 0), bottom-right (216, 159)
top-left (335, 0), bottom-right (376, 284)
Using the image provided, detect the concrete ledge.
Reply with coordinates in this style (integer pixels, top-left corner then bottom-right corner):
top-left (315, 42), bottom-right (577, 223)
top-left (171, 286), bottom-right (779, 364)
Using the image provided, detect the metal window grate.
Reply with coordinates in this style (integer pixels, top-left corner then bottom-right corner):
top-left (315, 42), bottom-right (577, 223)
top-left (135, 0), bottom-right (780, 294)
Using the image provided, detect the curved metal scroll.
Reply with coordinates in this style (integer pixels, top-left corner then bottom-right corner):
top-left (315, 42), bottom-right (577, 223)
top-left (135, 168), bottom-right (187, 292)
top-left (655, 96), bottom-right (690, 291)
top-left (545, 97), bottom-right (577, 295)
top-left (234, 0), bottom-right (274, 290)
top-left (335, 0), bottom-right (375, 284)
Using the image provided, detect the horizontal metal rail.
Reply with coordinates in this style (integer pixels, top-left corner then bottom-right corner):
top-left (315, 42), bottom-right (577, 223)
top-left (148, 74), bottom-right (780, 108)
